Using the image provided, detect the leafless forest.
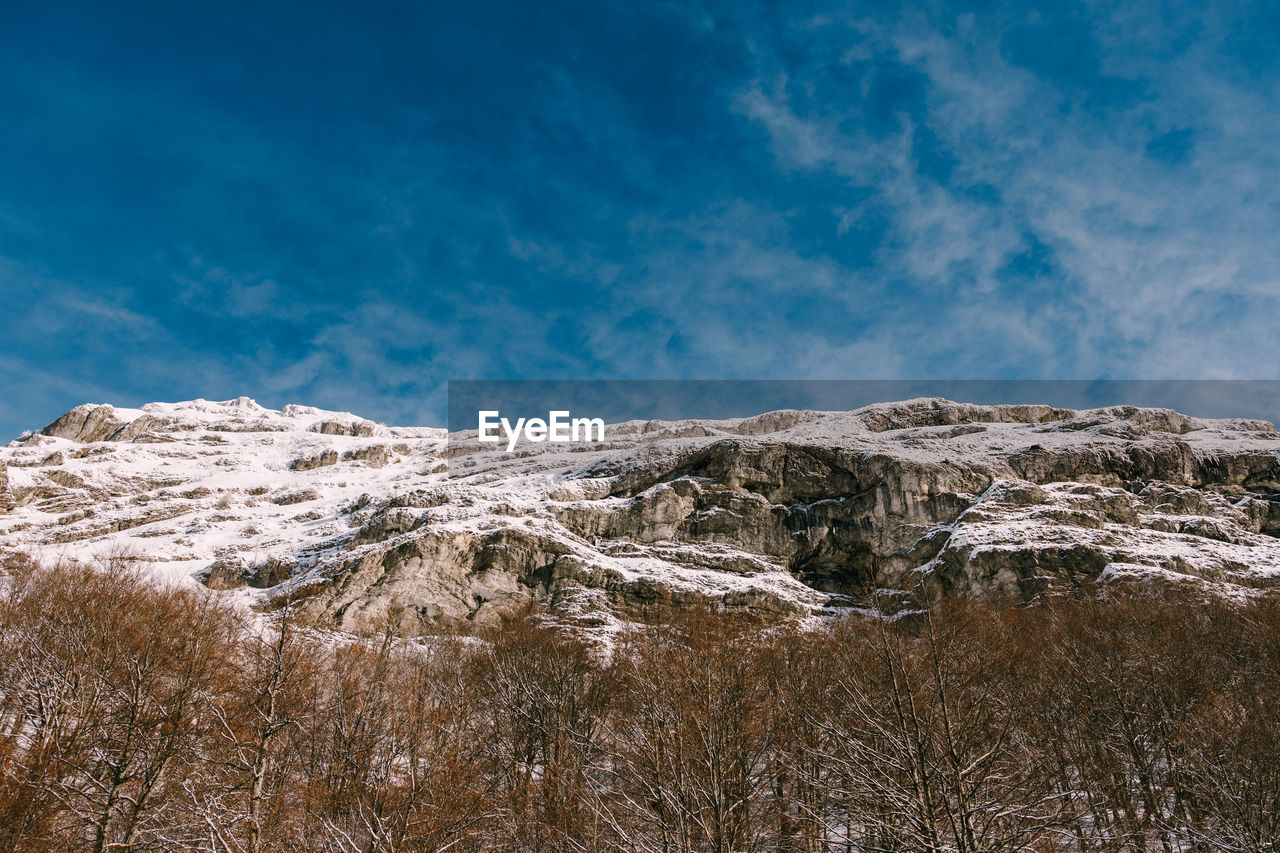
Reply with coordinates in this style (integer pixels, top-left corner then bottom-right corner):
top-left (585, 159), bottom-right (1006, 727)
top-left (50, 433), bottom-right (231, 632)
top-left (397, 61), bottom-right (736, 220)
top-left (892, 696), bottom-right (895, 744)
top-left (1, 556), bottom-right (1277, 852)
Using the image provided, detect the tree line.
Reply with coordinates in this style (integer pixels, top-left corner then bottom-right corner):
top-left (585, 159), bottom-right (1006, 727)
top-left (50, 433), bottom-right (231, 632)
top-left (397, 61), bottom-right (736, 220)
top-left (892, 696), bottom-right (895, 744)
top-left (1, 553), bottom-right (1277, 852)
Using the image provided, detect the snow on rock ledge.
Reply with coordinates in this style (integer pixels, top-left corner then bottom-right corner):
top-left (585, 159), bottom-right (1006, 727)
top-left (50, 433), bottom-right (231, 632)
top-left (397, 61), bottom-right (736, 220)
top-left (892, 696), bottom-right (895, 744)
top-left (1, 396), bottom-right (1278, 633)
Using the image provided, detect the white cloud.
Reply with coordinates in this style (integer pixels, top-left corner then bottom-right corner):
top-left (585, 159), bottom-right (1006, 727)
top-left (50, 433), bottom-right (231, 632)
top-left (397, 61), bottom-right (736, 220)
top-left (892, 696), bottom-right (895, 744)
top-left (728, 7), bottom-right (1280, 380)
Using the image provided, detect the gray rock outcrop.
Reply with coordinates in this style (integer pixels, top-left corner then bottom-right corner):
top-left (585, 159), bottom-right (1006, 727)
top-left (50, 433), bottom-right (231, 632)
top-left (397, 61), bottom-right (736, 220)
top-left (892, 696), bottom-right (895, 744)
top-left (41, 404), bottom-right (128, 443)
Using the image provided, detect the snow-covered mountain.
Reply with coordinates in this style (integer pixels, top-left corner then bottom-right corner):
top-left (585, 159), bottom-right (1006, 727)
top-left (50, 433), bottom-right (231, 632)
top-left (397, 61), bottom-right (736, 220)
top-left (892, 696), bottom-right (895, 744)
top-left (2, 396), bottom-right (1278, 632)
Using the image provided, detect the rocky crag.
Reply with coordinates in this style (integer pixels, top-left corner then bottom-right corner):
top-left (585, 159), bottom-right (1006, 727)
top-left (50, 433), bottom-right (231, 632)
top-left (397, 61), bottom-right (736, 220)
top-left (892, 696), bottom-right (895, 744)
top-left (1, 397), bottom-right (1278, 633)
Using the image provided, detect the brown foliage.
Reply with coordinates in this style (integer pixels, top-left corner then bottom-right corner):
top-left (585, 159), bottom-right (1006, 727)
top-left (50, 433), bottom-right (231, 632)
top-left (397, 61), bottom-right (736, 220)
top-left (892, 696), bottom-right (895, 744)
top-left (1, 554), bottom-right (1278, 852)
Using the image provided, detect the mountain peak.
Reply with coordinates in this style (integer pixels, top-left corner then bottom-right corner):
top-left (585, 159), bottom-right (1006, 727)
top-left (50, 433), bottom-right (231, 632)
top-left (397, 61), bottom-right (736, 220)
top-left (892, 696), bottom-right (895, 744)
top-left (30, 397), bottom-right (390, 445)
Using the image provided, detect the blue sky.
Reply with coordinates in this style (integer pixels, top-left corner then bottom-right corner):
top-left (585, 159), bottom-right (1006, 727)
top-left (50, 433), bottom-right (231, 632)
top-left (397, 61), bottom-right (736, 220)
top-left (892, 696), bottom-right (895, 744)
top-left (2, 1), bottom-right (1279, 436)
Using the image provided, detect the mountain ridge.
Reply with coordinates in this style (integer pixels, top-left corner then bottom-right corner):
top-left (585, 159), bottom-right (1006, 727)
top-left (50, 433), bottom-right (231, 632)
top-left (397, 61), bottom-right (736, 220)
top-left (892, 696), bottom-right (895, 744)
top-left (2, 396), bottom-right (1278, 634)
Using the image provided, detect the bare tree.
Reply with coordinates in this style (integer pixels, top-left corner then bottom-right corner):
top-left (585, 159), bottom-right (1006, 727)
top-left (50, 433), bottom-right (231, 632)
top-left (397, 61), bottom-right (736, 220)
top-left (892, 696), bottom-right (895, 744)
top-left (604, 607), bottom-right (774, 853)
top-left (0, 554), bottom-right (238, 851)
top-left (474, 606), bottom-right (612, 851)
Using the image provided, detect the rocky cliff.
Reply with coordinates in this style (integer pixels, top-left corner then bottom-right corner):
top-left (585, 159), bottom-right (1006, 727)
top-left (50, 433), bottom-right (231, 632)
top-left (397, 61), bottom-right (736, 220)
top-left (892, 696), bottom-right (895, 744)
top-left (1, 397), bottom-right (1277, 633)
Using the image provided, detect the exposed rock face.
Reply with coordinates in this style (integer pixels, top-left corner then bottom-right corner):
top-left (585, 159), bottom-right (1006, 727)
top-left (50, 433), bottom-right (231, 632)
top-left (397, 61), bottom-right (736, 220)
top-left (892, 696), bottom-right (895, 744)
top-left (2, 396), bottom-right (1279, 634)
top-left (41, 404), bottom-right (128, 443)
top-left (290, 451), bottom-right (339, 471)
top-left (343, 445), bottom-right (390, 468)
top-left (312, 419), bottom-right (378, 437)
top-left (203, 555), bottom-right (296, 590)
